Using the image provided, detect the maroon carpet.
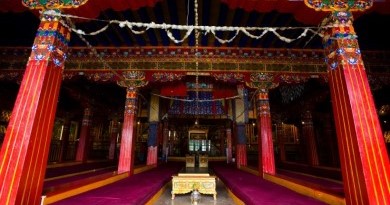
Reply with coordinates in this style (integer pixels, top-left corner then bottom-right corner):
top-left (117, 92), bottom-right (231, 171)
top-left (45, 160), bottom-right (117, 179)
top-left (211, 163), bottom-right (327, 205)
top-left (43, 167), bottom-right (117, 192)
top-left (276, 169), bottom-right (344, 197)
top-left (52, 162), bottom-right (183, 205)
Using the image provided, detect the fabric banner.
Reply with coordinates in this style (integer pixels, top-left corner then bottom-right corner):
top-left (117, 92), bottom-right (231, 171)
top-left (160, 82), bottom-right (187, 96)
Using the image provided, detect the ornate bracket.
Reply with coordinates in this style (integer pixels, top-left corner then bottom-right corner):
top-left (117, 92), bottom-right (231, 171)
top-left (246, 73), bottom-right (279, 90)
top-left (117, 71), bottom-right (148, 88)
top-left (22, 0), bottom-right (88, 10)
top-left (304, 0), bottom-right (373, 11)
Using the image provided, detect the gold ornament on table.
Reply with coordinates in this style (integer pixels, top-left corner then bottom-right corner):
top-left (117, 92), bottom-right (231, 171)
top-left (190, 188), bottom-right (201, 205)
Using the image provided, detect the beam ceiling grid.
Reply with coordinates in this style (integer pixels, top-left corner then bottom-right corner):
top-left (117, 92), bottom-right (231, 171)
top-left (131, 10), bottom-right (150, 46)
top-left (245, 12), bottom-right (265, 48)
top-left (150, 3), bottom-right (170, 46)
top-left (115, 11), bottom-right (137, 46)
top-left (138, 7), bottom-right (158, 46)
top-left (166, 0), bottom-right (182, 46)
top-left (102, 10), bottom-right (126, 47)
top-left (238, 11), bottom-right (260, 48)
top-left (200, 0), bottom-right (212, 46)
top-left (269, 15), bottom-right (294, 49)
top-left (123, 10), bottom-right (146, 46)
top-left (185, 0), bottom-right (195, 46)
top-left (213, 2), bottom-right (229, 47)
top-left (252, 12), bottom-right (280, 48)
top-left (217, 4), bottom-right (236, 47)
top-left (227, 9), bottom-right (249, 47)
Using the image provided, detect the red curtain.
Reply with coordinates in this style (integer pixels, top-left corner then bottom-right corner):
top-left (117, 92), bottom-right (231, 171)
top-left (160, 82), bottom-right (187, 97)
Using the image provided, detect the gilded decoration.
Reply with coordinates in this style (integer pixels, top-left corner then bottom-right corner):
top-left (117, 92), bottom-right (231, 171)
top-left (171, 174), bottom-right (217, 200)
top-left (278, 74), bottom-right (310, 84)
top-left (152, 72), bottom-right (185, 82)
top-left (304, 0), bottom-right (373, 11)
top-left (85, 72), bottom-right (115, 82)
top-left (212, 73), bottom-right (244, 82)
top-left (23, 0), bottom-right (88, 10)
top-left (322, 11), bottom-right (364, 70)
top-left (118, 71), bottom-right (148, 88)
top-left (124, 87), bottom-right (138, 115)
top-left (257, 91), bottom-right (271, 117)
top-left (31, 11), bottom-right (70, 69)
top-left (247, 73), bottom-right (279, 89)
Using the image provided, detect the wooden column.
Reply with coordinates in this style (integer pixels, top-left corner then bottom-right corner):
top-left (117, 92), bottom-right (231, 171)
top-left (146, 93), bottom-right (159, 165)
top-left (247, 73), bottom-right (278, 174)
top-left (0, 10), bottom-right (70, 205)
top-left (108, 118), bottom-right (119, 160)
top-left (235, 85), bottom-right (247, 168)
top-left (302, 111), bottom-right (319, 166)
top-left (118, 87), bottom-right (138, 174)
top-left (256, 89), bottom-right (275, 175)
top-left (146, 122), bottom-right (158, 165)
top-left (304, 2), bottom-right (390, 202)
top-left (76, 107), bottom-right (92, 162)
top-left (117, 71), bottom-right (147, 174)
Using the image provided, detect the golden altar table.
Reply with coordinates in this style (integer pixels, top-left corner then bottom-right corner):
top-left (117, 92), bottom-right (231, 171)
top-left (171, 173), bottom-right (217, 200)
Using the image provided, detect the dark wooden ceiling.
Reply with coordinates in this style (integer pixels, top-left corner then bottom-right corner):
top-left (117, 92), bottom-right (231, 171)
top-left (0, 0), bottom-right (389, 50)
top-left (0, 0), bottom-right (389, 125)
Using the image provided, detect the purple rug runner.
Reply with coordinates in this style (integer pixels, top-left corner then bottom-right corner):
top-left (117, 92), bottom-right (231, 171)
top-left (43, 167), bottom-right (117, 192)
top-left (211, 163), bottom-right (327, 205)
top-left (52, 162), bottom-right (183, 205)
top-left (45, 160), bottom-right (117, 179)
top-left (277, 169), bottom-right (344, 197)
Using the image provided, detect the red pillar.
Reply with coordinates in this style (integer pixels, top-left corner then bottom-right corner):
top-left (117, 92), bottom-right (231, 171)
top-left (256, 90), bottom-right (275, 175)
top-left (59, 117), bottom-right (71, 162)
top-left (302, 111), bottom-right (319, 166)
top-left (108, 118), bottom-right (119, 160)
top-left (118, 87), bottom-right (138, 174)
top-left (146, 122), bottom-right (158, 165)
top-left (236, 123), bottom-right (247, 168)
top-left (0, 15), bottom-right (69, 205)
top-left (323, 11), bottom-right (390, 204)
top-left (76, 107), bottom-right (92, 162)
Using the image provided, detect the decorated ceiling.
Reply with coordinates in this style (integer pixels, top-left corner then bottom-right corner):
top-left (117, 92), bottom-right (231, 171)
top-left (0, 0), bottom-right (389, 50)
top-left (0, 0), bottom-right (389, 124)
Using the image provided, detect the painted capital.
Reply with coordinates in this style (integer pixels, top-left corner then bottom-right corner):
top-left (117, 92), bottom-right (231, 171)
top-left (304, 0), bottom-right (372, 11)
top-left (23, 0), bottom-right (88, 10)
top-left (256, 90), bottom-right (271, 117)
top-left (31, 9), bottom-right (70, 69)
top-left (322, 11), bottom-right (364, 70)
top-left (124, 87), bottom-right (138, 115)
top-left (247, 73), bottom-right (279, 90)
top-left (117, 71), bottom-right (148, 88)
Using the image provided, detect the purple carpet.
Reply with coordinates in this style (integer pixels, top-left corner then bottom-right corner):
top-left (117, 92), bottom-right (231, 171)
top-left (211, 163), bottom-right (327, 205)
top-left (52, 162), bottom-right (183, 205)
top-left (276, 169), bottom-right (344, 197)
top-left (43, 167), bottom-right (117, 193)
top-left (45, 160), bottom-right (117, 179)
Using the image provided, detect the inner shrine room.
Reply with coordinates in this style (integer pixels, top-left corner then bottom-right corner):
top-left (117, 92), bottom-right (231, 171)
top-left (0, 0), bottom-right (389, 205)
